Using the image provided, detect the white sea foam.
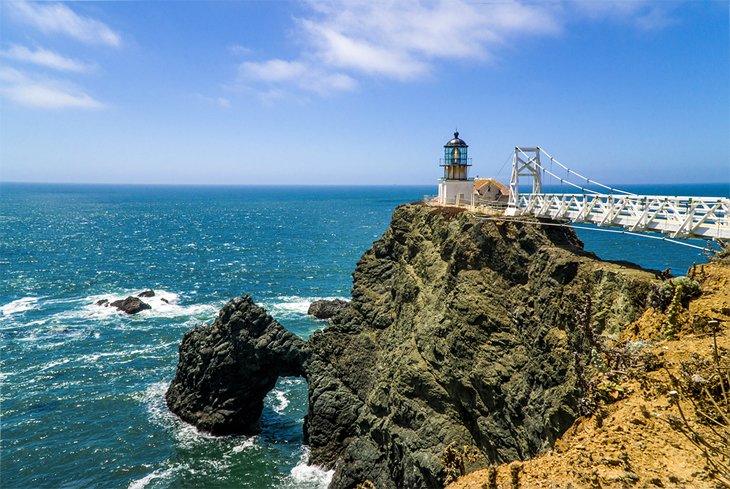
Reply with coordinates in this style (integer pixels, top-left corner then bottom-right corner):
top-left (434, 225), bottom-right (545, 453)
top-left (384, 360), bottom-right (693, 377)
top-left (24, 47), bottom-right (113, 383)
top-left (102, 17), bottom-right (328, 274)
top-left (140, 381), bottom-right (217, 448)
top-left (265, 295), bottom-right (349, 321)
top-left (38, 357), bottom-right (72, 372)
top-left (1, 297), bottom-right (40, 317)
top-left (85, 289), bottom-right (218, 320)
top-left (269, 389), bottom-right (289, 414)
top-left (286, 447), bottom-right (334, 489)
top-left (229, 437), bottom-right (256, 454)
top-left (127, 466), bottom-right (178, 489)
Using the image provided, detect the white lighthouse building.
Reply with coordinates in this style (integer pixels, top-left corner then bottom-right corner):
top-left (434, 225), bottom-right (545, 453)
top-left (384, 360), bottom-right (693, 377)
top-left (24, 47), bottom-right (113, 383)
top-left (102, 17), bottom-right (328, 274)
top-left (437, 132), bottom-right (474, 205)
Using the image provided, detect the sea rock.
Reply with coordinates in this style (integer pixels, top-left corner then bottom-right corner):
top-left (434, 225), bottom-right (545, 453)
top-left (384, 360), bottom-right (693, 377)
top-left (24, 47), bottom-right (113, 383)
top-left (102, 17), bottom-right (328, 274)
top-left (95, 299), bottom-right (109, 306)
top-left (307, 299), bottom-right (349, 319)
top-left (165, 295), bottom-right (308, 435)
top-left (137, 290), bottom-right (155, 298)
top-left (110, 296), bottom-right (151, 314)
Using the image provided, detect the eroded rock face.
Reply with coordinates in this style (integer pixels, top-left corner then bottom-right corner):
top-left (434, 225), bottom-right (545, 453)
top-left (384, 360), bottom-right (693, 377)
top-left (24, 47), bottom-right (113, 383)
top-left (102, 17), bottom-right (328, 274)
top-left (304, 204), bottom-right (656, 489)
top-left (307, 299), bottom-right (349, 319)
top-left (165, 203), bottom-right (657, 488)
top-left (165, 295), bottom-right (308, 435)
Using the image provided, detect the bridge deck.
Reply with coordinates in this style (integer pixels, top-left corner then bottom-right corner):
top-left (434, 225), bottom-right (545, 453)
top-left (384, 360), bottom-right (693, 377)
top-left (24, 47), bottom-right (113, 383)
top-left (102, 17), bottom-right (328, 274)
top-left (506, 193), bottom-right (730, 240)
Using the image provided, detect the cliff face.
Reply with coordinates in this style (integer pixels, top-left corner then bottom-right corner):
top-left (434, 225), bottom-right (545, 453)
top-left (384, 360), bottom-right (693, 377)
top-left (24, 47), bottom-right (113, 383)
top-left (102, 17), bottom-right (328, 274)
top-left (166, 203), bottom-right (657, 488)
top-left (304, 204), bottom-right (655, 488)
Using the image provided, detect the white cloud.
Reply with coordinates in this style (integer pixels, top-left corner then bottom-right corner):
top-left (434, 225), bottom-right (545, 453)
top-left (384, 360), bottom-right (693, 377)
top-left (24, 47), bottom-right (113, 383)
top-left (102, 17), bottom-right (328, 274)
top-left (239, 58), bottom-right (356, 95)
top-left (7, 0), bottom-right (121, 47)
top-left (301, 0), bottom-right (559, 79)
top-left (570, 0), bottom-right (677, 31)
top-left (229, 44), bottom-right (254, 56)
top-left (193, 93), bottom-right (232, 109)
top-left (0, 67), bottom-right (104, 109)
top-left (0, 44), bottom-right (94, 72)
top-left (240, 59), bottom-right (308, 83)
top-left (235, 0), bottom-right (679, 99)
top-left (237, 0), bottom-right (561, 97)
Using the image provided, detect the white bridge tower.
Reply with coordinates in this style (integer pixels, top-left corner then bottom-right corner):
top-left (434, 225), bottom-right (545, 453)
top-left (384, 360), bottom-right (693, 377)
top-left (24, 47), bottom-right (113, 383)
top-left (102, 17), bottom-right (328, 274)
top-left (506, 147), bottom-right (542, 216)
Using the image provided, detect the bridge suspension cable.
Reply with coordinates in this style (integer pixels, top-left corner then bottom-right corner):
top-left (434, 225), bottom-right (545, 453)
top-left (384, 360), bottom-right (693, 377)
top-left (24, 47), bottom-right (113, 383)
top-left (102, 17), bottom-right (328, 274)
top-left (506, 147), bottom-right (730, 240)
top-left (515, 147), bottom-right (602, 195)
top-left (538, 148), bottom-right (636, 196)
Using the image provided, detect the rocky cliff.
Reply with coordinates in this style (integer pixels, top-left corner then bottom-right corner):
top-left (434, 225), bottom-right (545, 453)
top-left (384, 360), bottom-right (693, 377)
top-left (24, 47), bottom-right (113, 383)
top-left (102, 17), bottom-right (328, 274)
top-left (166, 203), bottom-right (658, 488)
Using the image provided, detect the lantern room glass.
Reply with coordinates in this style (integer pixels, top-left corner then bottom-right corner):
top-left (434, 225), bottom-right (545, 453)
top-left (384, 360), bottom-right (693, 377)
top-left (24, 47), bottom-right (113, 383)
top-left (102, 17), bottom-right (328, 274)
top-left (444, 146), bottom-right (468, 165)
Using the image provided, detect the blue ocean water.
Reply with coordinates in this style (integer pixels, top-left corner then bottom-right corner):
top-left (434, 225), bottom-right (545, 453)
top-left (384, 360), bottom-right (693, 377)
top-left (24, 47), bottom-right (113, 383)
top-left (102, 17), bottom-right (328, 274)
top-left (1, 182), bottom-right (727, 489)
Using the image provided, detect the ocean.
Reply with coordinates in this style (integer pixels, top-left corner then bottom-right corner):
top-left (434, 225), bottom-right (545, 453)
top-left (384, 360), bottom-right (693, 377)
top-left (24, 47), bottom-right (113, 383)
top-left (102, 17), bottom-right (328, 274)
top-left (1, 182), bottom-right (728, 488)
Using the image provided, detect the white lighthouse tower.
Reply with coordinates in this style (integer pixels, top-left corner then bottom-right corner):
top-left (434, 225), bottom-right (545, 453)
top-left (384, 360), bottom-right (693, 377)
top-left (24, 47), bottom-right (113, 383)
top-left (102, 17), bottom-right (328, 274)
top-left (437, 132), bottom-right (474, 205)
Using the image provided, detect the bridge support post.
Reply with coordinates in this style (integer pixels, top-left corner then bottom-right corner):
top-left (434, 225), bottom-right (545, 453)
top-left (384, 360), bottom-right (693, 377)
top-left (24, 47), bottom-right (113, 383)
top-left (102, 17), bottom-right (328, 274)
top-left (507, 147), bottom-right (542, 215)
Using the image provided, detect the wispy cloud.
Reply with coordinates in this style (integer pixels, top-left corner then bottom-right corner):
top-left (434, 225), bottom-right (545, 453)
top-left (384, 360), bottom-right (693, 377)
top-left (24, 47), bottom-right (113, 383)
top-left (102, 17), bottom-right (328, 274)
top-left (7, 0), bottom-right (121, 47)
top-left (301, 0), bottom-right (558, 79)
top-left (192, 93), bottom-right (232, 109)
top-left (0, 44), bottom-right (94, 72)
top-left (229, 44), bottom-right (254, 56)
top-left (238, 58), bottom-right (356, 96)
top-left (0, 67), bottom-right (105, 109)
top-left (571, 0), bottom-right (678, 31)
top-left (237, 0), bottom-right (679, 99)
top-left (237, 0), bottom-right (560, 97)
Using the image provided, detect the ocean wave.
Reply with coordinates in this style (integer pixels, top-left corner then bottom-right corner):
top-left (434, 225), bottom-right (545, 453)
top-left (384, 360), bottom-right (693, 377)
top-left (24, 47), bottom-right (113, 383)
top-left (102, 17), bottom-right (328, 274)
top-left (85, 290), bottom-right (219, 320)
top-left (284, 446), bottom-right (334, 489)
top-left (1, 290), bottom-right (218, 334)
top-left (140, 381), bottom-right (220, 449)
top-left (127, 466), bottom-right (179, 489)
top-left (267, 389), bottom-right (289, 414)
top-left (1, 297), bottom-right (41, 317)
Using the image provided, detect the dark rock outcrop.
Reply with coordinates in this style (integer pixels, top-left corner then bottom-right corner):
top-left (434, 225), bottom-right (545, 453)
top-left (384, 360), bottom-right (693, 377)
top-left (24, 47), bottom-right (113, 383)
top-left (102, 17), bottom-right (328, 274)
top-left (307, 299), bottom-right (349, 319)
top-left (303, 204), bottom-right (656, 489)
top-left (110, 296), bottom-right (151, 314)
top-left (138, 290), bottom-right (155, 298)
top-left (95, 299), bottom-right (109, 306)
top-left (166, 203), bottom-right (658, 488)
top-left (165, 295), bottom-right (308, 435)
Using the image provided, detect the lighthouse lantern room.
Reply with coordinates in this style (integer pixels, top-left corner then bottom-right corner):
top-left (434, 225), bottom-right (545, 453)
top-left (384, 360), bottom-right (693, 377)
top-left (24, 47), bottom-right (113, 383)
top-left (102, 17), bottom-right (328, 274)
top-left (437, 132), bottom-right (474, 205)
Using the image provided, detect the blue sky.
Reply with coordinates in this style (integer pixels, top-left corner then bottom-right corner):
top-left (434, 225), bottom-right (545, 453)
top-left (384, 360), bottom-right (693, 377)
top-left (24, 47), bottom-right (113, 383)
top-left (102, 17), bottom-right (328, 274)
top-left (0, 0), bottom-right (728, 185)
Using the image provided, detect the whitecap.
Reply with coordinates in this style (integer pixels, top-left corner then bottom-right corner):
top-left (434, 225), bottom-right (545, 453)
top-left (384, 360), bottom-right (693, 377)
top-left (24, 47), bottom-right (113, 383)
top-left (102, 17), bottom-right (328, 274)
top-left (38, 357), bottom-right (72, 372)
top-left (127, 466), bottom-right (178, 489)
top-left (229, 437), bottom-right (256, 454)
top-left (268, 389), bottom-right (289, 414)
top-left (285, 447), bottom-right (334, 489)
top-left (1, 297), bottom-right (40, 317)
top-left (84, 289), bottom-right (219, 321)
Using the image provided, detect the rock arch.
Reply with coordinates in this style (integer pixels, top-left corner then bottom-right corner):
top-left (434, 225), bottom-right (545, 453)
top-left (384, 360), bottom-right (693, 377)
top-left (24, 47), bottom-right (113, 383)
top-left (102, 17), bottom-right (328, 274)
top-left (165, 296), bottom-right (308, 435)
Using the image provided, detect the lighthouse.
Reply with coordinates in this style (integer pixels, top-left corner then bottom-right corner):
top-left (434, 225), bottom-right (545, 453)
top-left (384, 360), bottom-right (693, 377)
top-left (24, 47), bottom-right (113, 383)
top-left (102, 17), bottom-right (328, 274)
top-left (437, 131), bottom-right (474, 205)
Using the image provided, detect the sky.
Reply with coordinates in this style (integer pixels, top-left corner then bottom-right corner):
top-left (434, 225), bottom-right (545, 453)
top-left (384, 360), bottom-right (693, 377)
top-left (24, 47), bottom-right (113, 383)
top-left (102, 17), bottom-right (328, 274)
top-left (0, 0), bottom-right (728, 186)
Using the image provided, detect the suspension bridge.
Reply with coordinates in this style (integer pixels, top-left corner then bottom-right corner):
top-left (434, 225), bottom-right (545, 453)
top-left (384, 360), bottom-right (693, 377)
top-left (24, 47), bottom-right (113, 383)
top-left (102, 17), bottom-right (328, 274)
top-left (504, 147), bottom-right (729, 241)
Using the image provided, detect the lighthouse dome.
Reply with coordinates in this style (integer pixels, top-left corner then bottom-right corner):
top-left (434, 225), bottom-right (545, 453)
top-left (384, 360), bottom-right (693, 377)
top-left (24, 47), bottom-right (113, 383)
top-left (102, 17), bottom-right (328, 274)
top-left (444, 131), bottom-right (468, 148)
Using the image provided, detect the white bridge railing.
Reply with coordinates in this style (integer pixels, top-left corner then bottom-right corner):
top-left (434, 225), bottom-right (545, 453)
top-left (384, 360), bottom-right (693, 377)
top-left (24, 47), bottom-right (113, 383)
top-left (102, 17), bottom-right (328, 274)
top-left (506, 193), bottom-right (730, 239)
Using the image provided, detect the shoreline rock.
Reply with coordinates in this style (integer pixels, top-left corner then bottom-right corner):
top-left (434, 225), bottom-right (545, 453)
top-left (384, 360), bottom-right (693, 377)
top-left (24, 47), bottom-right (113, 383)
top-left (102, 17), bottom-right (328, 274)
top-left (307, 299), bottom-right (349, 319)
